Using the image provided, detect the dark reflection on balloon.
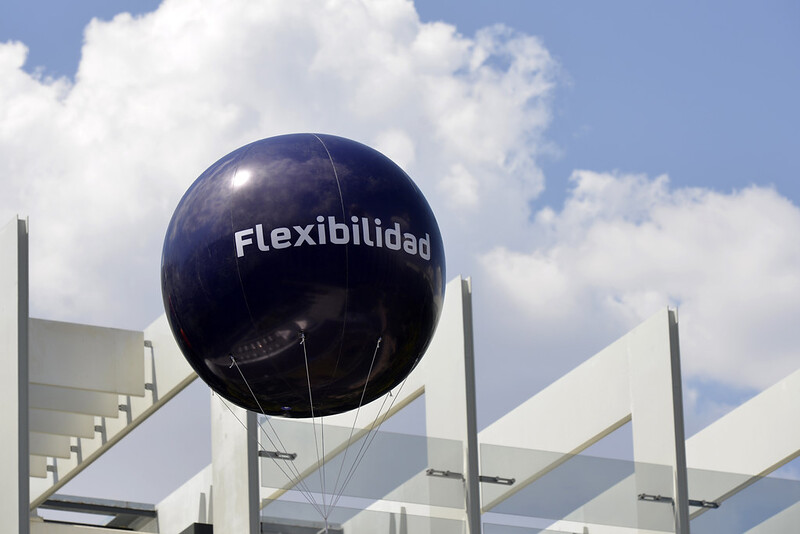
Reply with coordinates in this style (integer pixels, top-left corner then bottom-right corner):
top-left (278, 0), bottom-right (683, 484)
top-left (162, 133), bottom-right (445, 417)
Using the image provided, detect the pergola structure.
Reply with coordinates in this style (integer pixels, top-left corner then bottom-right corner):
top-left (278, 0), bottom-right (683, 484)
top-left (3, 215), bottom-right (799, 533)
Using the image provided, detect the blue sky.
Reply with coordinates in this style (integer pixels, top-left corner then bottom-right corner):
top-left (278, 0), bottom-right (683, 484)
top-left (424, 1), bottom-right (800, 209)
top-left (2, 0), bottom-right (799, 518)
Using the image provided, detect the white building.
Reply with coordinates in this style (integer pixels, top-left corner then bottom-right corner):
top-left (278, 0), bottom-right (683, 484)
top-left (3, 216), bottom-right (799, 533)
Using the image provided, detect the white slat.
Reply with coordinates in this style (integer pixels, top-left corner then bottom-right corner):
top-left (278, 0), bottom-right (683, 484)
top-left (29, 432), bottom-right (71, 459)
top-left (29, 383), bottom-right (120, 417)
top-left (29, 409), bottom-right (95, 438)
top-left (29, 318), bottom-right (145, 396)
top-left (29, 455), bottom-right (47, 479)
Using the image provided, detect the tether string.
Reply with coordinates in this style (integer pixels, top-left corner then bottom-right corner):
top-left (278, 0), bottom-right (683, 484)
top-left (227, 341), bottom-right (413, 528)
top-left (329, 337), bottom-right (382, 506)
top-left (300, 333), bottom-right (328, 521)
top-left (229, 356), bottom-right (312, 484)
top-left (330, 371), bottom-right (412, 511)
top-left (228, 356), bottom-right (323, 515)
top-left (213, 391), bottom-right (324, 518)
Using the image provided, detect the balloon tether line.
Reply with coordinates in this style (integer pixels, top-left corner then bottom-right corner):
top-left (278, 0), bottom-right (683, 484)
top-left (299, 332), bottom-right (329, 528)
top-left (227, 355), bottom-right (325, 518)
top-left (226, 341), bottom-right (411, 531)
top-left (228, 355), bottom-right (308, 479)
top-left (330, 371), bottom-right (411, 512)
top-left (328, 336), bottom-right (382, 508)
top-left (212, 388), bottom-right (324, 518)
top-left (227, 356), bottom-right (323, 513)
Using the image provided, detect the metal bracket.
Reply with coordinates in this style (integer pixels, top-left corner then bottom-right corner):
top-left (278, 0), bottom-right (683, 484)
top-left (259, 450), bottom-right (297, 461)
top-left (638, 493), bottom-right (719, 509)
top-left (426, 468), bottom-right (515, 486)
top-left (47, 460), bottom-right (59, 484)
top-left (689, 499), bottom-right (720, 509)
top-left (40, 494), bottom-right (157, 519)
top-left (95, 418), bottom-right (108, 445)
top-left (426, 468), bottom-right (464, 480)
top-left (479, 475), bottom-right (516, 486)
top-left (69, 442), bottom-right (83, 464)
top-left (639, 493), bottom-right (673, 504)
top-left (119, 397), bottom-right (133, 425)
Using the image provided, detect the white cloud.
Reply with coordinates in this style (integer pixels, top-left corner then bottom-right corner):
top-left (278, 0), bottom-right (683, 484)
top-left (372, 128), bottom-right (416, 170)
top-left (0, 0), bottom-right (556, 329)
top-left (3, 0), bottom-right (797, 433)
top-left (481, 170), bottom-right (800, 392)
top-left (438, 163), bottom-right (479, 209)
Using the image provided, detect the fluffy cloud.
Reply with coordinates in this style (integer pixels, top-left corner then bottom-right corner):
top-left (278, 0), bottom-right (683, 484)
top-left (0, 0), bottom-right (556, 329)
top-left (2, 0), bottom-right (797, 430)
top-left (481, 170), bottom-right (800, 393)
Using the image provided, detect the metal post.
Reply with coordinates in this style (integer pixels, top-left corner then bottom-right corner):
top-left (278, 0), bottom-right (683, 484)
top-left (668, 309), bottom-right (691, 533)
top-left (461, 278), bottom-right (482, 534)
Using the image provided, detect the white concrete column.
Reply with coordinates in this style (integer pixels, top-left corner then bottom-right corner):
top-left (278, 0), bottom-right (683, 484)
top-left (211, 393), bottom-right (259, 534)
top-left (0, 216), bottom-right (29, 534)
top-left (627, 308), bottom-right (690, 533)
top-left (420, 276), bottom-right (481, 533)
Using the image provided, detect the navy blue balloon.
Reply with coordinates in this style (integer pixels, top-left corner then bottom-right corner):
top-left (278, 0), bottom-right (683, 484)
top-left (161, 134), bottom-right (445, 417)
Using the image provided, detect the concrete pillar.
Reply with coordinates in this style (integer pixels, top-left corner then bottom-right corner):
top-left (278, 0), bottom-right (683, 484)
top-left (0, 216), bottom-right (29, 534)
top-left (211, 394), bottom-right (259, 534)
top-left (627, 309), bottom-right (690, 533)
top-left (422, 277), bottom-right (481, 533)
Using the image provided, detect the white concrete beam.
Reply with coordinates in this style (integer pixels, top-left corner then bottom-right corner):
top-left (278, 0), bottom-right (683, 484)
top-left (478, 322), bottom-right (632, 513)
top-left (745, 499), bottom-right (800, 533)
top-left (686, 366), bottom-right (800, 476)
top-left (685, 366), bottom-right (800, 515)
